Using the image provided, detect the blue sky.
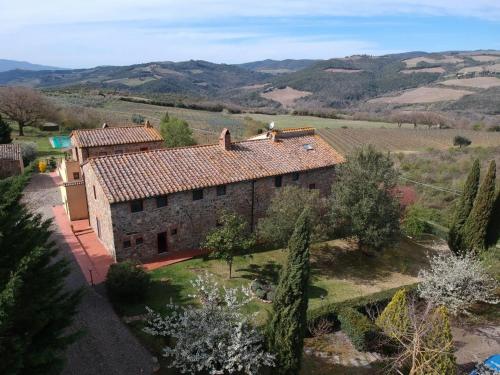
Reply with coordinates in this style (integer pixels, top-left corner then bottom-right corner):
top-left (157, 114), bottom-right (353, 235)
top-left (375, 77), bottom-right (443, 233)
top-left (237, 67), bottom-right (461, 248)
top-left (0, 0), bottom-right (499, 68)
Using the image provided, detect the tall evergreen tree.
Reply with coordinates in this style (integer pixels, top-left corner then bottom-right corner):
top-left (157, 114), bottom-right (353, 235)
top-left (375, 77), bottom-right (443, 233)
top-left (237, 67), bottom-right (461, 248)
top-left (0, 171), bottom-right (81, 375)
top-left (463, 160), bottom-right (497, 253)
top-left (0, 115), bottom-right (12, 144)
top-left (485, 190), bottom-right (500, 248)
top-left (448, 159), bottom-right (480, 254)
top-left (376, 288), bottom-right (410, 341)
top-left (268, 209), bottom-right (311, 375)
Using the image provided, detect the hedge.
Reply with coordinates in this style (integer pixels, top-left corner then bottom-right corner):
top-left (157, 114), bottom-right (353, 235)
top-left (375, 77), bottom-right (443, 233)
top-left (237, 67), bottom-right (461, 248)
top-left (337, 307), bottom-right (379, 351)
top-left (307, 283), bottom-right (419, 323)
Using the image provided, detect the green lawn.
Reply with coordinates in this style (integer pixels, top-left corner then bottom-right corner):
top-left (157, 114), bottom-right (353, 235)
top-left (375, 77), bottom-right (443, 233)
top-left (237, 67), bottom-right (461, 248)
top-left (117, 237), bottom-right (431, 322)
top-left (10, 124), bottom-right (67, 159)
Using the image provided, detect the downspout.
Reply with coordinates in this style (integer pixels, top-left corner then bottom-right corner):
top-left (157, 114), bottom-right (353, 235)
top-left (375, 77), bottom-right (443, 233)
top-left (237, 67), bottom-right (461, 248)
top-left (250, 180), bottom-right (255, 232)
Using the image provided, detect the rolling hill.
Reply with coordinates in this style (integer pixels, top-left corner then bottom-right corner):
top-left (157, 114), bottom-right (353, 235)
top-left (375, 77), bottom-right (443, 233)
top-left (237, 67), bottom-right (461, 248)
top-left (1, 51), bottom-right (499, 116)
top-left (0, 59), bottom-right (65, 72)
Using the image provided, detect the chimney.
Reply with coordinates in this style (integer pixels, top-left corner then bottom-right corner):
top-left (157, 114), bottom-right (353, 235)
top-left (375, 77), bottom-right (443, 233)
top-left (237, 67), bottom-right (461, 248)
top-left (144, 120), bottom-right (152, 128)
top-left (102, 122), bottom-right (108, 128)
top-left (219, 128), bottom-right (231, 150)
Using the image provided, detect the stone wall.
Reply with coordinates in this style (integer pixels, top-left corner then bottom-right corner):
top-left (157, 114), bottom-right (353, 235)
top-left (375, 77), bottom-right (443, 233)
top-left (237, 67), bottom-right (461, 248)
top-left (107, 166), bottom-right (336, 262)
top-left (0, 159), bottom-right (23, 178)
top-left (82, 163), bottom-right (116, 260)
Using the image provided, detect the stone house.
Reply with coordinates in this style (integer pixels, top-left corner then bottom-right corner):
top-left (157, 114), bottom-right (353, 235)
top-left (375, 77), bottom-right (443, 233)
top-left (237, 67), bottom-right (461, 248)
top-left (59, 122), bottom-right (164, 220)
top-left (0, 143), bottom-right (24, 179)
top-left (82, 127), bottom-right (344, 262)
top-left (70, 122), bottom-right (164, 164)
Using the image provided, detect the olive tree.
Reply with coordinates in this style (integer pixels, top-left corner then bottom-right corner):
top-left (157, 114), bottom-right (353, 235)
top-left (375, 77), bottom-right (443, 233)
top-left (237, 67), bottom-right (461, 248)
top-left (330, 146), bottom-right (400, 252)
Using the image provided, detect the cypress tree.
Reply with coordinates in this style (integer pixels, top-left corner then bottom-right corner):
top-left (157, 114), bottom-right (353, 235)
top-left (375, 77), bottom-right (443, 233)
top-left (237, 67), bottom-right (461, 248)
top-left (463, 160), bottom-right (497, 253)
top-left (448, 159), bottom-right (480, 254)
top-left (268, 209), bottom-right (311, 375)
top-left (421, 306), bottom-right (456, 375)
top-left (0, 172), bottom-right (81, 375)
top-left (485, 190), bottom-right (500, 248)
top-left (0, 115), bottom-right (12, 144)
top-left (375, 288), bottom-right (410, 341)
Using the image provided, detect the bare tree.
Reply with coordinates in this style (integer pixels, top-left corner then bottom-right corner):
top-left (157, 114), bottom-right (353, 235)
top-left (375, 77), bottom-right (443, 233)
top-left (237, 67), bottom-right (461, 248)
top-left (0, 87), bottom-right (55, 136)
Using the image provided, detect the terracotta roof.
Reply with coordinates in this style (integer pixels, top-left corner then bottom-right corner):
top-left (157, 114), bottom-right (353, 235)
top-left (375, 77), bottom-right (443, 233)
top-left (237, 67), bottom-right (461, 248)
top-left (0, 144), bottom-right (22, 161)
top-left (71, 125), bottom-right (163, 148)
top-left (86, 130), bottom-right (344, 203)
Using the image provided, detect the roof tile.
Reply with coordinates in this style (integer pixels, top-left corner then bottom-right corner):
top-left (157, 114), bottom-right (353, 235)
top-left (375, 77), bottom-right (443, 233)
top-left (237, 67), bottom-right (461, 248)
top-left (71, 125), bottom-right (163, 148)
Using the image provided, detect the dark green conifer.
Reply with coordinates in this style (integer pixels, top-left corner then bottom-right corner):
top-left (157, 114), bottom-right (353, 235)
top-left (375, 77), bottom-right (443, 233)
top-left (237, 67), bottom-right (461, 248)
top-left (0, 171), bottom-right (81, 375)
top-left (0, 115), bottom-right (12, 144)
top-left (463, 160), bottom-right (497, 253)
top-left (485, 190), bottom-right (500, 248)
top-left (448, 159), bottom-right (480, 254)
top-left (268, 209), bottom-right (311, 375)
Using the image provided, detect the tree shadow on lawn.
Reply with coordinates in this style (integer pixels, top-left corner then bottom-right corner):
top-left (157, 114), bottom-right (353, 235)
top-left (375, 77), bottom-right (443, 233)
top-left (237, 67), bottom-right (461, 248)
top-left (310, 237), bottom-right (436, 284)
top-left (236, 261), bottom-right (282, 283)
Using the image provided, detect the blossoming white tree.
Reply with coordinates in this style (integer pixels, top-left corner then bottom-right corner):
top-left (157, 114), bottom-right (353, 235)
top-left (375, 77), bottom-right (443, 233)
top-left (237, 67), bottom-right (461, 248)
top-left (144, 273), bottom-right (274, 374)
top-left (418, 253), bottom-right (498, 316)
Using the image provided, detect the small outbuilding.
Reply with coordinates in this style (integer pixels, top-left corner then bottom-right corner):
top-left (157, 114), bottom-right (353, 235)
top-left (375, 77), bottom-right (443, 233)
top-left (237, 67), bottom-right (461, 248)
top-left (0, 143), bottom-right (24, 178)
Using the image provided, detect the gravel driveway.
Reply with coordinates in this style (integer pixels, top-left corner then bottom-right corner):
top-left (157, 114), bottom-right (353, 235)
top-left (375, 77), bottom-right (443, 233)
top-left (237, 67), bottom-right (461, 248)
top-left (23, 173), bottom-right (153, 375)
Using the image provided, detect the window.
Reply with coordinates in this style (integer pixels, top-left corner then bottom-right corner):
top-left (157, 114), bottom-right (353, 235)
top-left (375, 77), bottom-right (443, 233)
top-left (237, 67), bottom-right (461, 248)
top-left (275, 175), bottom-right (282, 188)
top-left (130, 200), bottom-right (143, 213)
top-left (292, 172), bottom-right (299, 181)
top-left (216, 185), bottom-right (226, 196)
top-left (309, 183), bottom-right (316, 190)
top-left (73, 172), bottom-right (80, 180)
top-left (171, 228), bottom-right (177, 235)
top-left (135, 237), bottom-right (143, 245)
top-left (193, 189), bottom-right (203, 201)
top-left (156, 195), bottom-right (168, 208)
top-left (93, 186), bottom-right (97, 200)
top-left (123, 240), bottom-right (131, 248)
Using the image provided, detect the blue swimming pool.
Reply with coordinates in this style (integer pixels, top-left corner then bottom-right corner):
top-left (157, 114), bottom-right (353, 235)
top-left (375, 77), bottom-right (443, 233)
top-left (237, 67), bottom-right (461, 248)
top-left (50, 136), bottom-right (71, 149)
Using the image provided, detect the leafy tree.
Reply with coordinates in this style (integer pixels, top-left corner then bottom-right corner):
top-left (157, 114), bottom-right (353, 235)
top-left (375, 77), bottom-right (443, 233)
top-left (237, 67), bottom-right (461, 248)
top-left (463, 160), bottom-right (496, 253)
top-left (203, 211), bottom-right (255, 279)
top-left (0, 87), bottom-right (56, 136)
top-left (0, 115), bottom-right (12, 143)
top-left (418, 253), bottom-right (498, 316)
top-left (144, 273), bottom-right (274, 374)
top-left (0, 171), bottom-right (81, 375)
top-left (268, 209), bottom-right (311, 375)
top-left (159, 112), bottom-right (196, 148)
top-left (448, 159), bottom-right (480, 254)
top-left (401, 204), bottom-right (434, 239)
top-left (376, 288), bottom-right (410, 341)
top-left (453, 135), bottom-right (471, 148)
top-left (485, 189), bottom-right (500, 248)
top-left (258, 186), bottom-right (329, 248)
top-left (330, 146), bottom-right (400, 252)
top-left (19, 142), bottom-right (37, 166)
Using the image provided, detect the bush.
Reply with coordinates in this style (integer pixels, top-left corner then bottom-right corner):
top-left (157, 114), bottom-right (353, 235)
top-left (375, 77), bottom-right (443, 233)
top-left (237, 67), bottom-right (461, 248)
top-left (453, 135), bottom-right (471, 148)
top-left (337, 307), bottom-right (379, 351)
top-left (132, 113), bottom-right (145, 124)
top-left (402, 204), bottom-right (434, 238)
top-left (19, 142), bottom-right (37, 166)
top-left (106, 261), bottom-right (151, 302)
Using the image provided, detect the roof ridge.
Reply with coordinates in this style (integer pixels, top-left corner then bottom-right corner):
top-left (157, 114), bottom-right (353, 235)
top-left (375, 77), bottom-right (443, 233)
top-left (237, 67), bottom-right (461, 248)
top-left (72, 124), bottom-right (147, 133)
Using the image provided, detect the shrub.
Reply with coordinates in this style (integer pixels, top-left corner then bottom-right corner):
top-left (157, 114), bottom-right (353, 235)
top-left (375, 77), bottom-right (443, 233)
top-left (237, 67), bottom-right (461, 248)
top-left (106, 261), bottom-right (151, 302)
top-left (401, 204), bottom-right (434, 238)
top-left (337, 307), bottom-right (379, 351)
top-left (453, 135), bottom-right (471, 148)
top-left (375, 288), bottom-right (410, 340)
top-left (19, 142), bottom-right (37, 166)
top-left (131, 113), bottom-right (145, 124)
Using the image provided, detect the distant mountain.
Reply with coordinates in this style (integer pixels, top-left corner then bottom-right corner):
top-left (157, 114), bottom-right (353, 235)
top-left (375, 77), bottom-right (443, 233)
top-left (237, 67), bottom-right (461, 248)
top-left (238, 59), bottom-right (319, 74)
top-left (0, 51), bottom-right (499, 115)
top-left (0, 59), bottom-right (65, 72)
